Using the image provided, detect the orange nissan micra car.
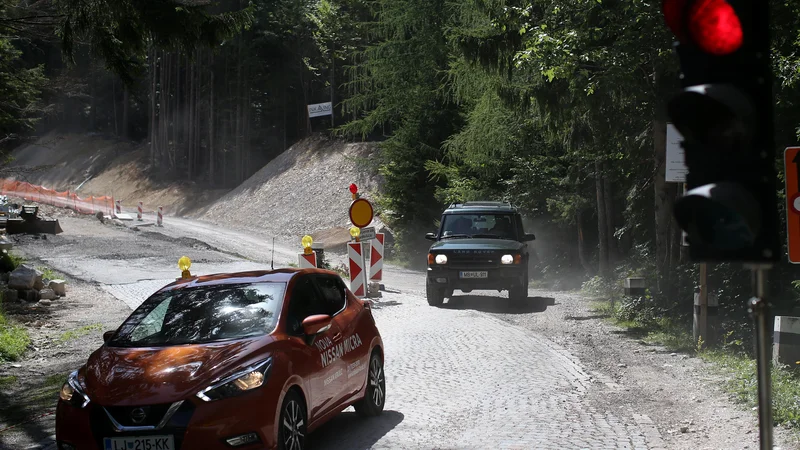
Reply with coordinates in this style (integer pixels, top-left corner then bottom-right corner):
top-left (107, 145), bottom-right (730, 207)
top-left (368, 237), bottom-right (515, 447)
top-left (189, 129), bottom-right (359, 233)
top-left (55, 266), bottom-right (385, 450)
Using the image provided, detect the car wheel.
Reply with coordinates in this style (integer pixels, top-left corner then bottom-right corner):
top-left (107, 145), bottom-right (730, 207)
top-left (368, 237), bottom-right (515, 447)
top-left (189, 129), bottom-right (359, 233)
top-left (278, 390), bottom-right (307, 450)
top-left (355, 351), bottom-right (386, 417)
top-left (509, 273), bottom-right (529, 302)
top-left (426, 278), bottom-right (445, 307)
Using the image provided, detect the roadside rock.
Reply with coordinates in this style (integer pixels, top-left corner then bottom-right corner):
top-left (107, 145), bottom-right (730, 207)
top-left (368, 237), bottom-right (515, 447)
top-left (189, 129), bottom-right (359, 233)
top-left (39, 289), bottom-right (57, 300)
top-left (20, 289), bottom-right (40, 302)
top-left (39, 299), bottom-right (52, 306)
top-left (49, 280), bottom-right (66, 296)
top-left (9, 264), bottom-right (43, 290)
top-left (3, 289), bottom-right (17, 302)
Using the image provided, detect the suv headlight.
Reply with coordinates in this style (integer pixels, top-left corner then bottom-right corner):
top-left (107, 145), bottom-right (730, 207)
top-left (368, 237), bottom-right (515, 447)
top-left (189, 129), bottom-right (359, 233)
top-left (501, 254), bottom-right (514, 264)
top-left (196, 358), bottom-right (272, 402)
top-left (435, 254), bottom-right (448, 265)
top-left (60, 370), bottom-right (90, 408)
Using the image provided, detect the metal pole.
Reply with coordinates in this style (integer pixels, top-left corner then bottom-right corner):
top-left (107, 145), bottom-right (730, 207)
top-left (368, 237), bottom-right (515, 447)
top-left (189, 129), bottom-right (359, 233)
top-left (749, 265), bottom-right (773, 450)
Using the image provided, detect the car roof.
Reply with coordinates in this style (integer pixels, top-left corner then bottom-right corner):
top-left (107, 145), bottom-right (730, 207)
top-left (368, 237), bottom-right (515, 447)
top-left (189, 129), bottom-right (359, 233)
top-left (444, 201), bottom-right (518, 214)
top-left (156, 267), bottom-right (338, 293)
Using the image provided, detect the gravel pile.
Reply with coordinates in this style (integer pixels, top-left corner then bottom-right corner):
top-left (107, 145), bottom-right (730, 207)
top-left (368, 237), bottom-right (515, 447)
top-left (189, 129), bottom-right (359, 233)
top-left (195, 135), bottom-right (384, 241)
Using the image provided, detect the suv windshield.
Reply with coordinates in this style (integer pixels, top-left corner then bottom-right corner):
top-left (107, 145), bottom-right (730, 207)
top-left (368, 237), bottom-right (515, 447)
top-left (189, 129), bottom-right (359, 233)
top-left (440, 213), bottom-right (517, 240)
top-left (109, 282), bottom-right (286, 347)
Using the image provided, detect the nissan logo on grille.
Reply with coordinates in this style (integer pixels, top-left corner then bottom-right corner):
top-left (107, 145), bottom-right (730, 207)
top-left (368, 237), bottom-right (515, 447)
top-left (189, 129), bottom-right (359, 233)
top-left (130, 407), bottom-right (147, 424)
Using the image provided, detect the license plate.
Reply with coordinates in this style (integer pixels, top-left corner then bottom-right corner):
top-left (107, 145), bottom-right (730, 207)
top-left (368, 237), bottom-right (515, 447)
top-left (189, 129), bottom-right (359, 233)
top-left (103, 435), bottom-right (174, 450)
top-left (460, 271), bottom-right (488, 279)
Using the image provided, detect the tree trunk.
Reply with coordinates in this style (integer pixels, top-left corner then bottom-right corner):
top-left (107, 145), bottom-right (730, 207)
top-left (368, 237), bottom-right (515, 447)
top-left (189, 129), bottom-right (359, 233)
top-left (653, 115), bottom-right (672, 299)
top-left (90, 63), bottom-right (97, 130)
top-left (150, 44), bottom-right (157, 167)
top-left (209, 52), bottom-right (215, 185)
top-left (112, 78), bottom-right (118, 136)
top-left (235, 36), bottom-right (244, 183)
top-left (595, 159), bottom-right (609, 278)
top-left (603, 161), bottom-right (616, 264)
top-left (330, 42), bottom-right (335, 128)
top-left (577, 207), bottom-right (593, 275)
top-left (194, 48), bottom-right (201, 178)
top-left (188, 52), bottom-right (195, 180)
top-left (122, 84), bottom-right (129, 138)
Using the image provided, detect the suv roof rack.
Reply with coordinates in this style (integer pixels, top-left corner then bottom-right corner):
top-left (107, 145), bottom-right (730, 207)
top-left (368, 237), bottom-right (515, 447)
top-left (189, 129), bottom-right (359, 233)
top-left (447, 201), bottom-right (513, 209)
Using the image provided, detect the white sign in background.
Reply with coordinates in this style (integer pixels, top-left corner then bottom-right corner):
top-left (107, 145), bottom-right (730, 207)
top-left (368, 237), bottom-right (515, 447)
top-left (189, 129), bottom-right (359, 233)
top-left (666, 123), bottom-right (688, 183)
top-left (308, 102), bottom-right (333, 118)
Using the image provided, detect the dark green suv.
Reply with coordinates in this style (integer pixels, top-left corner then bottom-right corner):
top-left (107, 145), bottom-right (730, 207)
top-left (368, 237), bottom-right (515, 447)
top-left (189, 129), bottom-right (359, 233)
top-left (424, 201), bottom-right (535, 306)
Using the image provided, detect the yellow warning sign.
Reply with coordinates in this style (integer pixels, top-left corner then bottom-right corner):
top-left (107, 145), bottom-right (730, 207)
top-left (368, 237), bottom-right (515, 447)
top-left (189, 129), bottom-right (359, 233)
top-left (349, 198), bottom-right (374, 228)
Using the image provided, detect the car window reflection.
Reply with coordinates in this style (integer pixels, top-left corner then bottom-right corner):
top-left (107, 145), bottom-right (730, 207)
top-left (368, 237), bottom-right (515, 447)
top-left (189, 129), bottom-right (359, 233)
top-left (109, 283), bottom-right (286, 347)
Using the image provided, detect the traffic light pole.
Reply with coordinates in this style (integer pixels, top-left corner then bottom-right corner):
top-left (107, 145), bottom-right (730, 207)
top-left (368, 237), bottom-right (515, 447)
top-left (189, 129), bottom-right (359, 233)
top-left (748, 264), bottom-right (773, 450)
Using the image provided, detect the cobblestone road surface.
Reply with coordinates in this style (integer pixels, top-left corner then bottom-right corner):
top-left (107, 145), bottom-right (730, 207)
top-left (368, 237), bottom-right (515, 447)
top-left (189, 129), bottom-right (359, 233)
top-left (9, 212), bottom-right (789, 449)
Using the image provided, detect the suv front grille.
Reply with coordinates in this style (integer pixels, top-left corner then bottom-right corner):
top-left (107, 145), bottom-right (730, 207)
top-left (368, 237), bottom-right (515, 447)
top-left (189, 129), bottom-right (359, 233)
top-left (446, 252), bottom-right (501, 269)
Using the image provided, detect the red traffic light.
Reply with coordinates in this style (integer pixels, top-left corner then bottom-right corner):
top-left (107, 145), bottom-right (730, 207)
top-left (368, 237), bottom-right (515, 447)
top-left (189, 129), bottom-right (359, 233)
top-left (349, 183), bottom-right (358, 195)
top-left (663, 0), bottom-right (743, 55)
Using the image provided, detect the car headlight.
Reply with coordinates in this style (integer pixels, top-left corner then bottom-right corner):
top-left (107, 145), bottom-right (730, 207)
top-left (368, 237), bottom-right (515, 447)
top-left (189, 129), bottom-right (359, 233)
top-left (435, 254), bottom-right (448, 265)
top-left (196, 357), bottom-right (272, 402)
top-left (60, 370), bottom-right (90, 408)
top-left (501, 254), bottom-right (514, 265)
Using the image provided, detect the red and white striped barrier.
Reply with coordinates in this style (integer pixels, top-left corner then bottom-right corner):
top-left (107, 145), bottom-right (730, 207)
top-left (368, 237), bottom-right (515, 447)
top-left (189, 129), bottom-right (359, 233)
top-left (348, 242), bottom-right (366, 297)
top-left (298, 252), bottom-right (317, 268)
top-left (115, 200), bottom-right (121, 215)
top-left (369, 233), bottom-right (384, 281)
top-left (137, 202), bottom-right (143, 221)
top-left (157, 207), bottom-right (163, 227)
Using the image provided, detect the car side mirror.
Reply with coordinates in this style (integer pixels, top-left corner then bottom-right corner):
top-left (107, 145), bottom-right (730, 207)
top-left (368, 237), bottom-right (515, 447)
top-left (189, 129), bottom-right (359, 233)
top-left (425, 232), bottom-right (437, 241)
top-left (302, 314), bottom-right (333, 336)
top-left (524, 233), bottom-right (536, 242)
top-left (103, 331), bottom-right (114, 343)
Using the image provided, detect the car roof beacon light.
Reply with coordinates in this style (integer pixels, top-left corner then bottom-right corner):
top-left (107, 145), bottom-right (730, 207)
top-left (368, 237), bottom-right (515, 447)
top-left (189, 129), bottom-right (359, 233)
top-left (178, 256), bottom-right (192, 279)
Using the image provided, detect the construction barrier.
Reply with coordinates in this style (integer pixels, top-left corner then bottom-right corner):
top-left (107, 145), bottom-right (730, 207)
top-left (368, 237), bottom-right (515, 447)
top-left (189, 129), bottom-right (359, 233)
top-left (348, 242), bottom-right (366, 297)
top-left (137, 202), bottom-right (143, 221)
top-left (369, 233), bottom-right (384, 281)
top-left (298, 252), bottom-right (317, 268)
top-left (157, 207), bottom-right (163, 226)
top-left (0, 179), bottom-right (114, 216)
top-left (115, 200), bottom-right (121, 215)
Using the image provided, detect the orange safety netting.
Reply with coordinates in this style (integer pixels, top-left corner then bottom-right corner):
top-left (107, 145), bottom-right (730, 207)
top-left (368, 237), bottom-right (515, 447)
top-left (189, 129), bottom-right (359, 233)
top-left (0, 179), bottom-right (114, 216)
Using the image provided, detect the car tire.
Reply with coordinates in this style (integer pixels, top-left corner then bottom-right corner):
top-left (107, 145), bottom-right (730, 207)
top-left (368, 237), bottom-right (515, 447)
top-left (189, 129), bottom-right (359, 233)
top-left (278, 389), bottom-right (307, 450)
top-left (426, 278), bottom-right (445, 307)
top-left (509, 271), bottom-right (529, 302)
top-left (354, 351), bottom-right (386, 417)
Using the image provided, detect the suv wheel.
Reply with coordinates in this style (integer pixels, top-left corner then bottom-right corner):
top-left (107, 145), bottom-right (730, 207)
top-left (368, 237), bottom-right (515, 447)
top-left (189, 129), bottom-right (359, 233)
top-left (509, 272), bottom-right (529, 302)
top-left (426, 278), bottom-right (445, 307)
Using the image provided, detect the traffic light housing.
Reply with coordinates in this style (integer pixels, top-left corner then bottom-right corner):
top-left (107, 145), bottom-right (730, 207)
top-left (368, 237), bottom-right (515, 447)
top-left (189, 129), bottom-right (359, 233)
top-left (663, 0), bottom-right (780, 263)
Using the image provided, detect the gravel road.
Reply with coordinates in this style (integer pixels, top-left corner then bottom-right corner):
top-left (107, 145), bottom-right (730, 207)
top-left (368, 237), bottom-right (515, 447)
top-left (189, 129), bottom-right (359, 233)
top-left (0, 209), bottom-right (797, 449)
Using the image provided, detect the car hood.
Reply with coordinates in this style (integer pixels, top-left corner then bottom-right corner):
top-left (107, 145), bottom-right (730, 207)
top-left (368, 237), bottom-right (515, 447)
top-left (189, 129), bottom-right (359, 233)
top-left (429, 238), bottom-right (524, 252)
top-left (83, 336), bottom-right (272, 406)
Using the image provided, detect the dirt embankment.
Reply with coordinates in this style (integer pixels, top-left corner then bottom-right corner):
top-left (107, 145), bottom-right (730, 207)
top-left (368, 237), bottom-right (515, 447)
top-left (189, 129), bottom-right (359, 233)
top-left (5, 132), bottom-right (228, 216)
top-left (190, 135), bottom-right (386, 247)
top-left (6, 133), bottom-right (387, 249)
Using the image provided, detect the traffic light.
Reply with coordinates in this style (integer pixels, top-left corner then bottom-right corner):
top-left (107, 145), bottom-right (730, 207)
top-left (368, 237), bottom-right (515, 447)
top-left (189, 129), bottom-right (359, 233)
top-left (663, 0), bottom-right (780, 263)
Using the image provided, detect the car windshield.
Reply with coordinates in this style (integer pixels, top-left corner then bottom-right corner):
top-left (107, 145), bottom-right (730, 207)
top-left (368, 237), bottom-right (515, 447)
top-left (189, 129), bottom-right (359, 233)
top-left (108, 282), bottom-right (286, 347)
top-left (441, 213), bottom-right (516, 240)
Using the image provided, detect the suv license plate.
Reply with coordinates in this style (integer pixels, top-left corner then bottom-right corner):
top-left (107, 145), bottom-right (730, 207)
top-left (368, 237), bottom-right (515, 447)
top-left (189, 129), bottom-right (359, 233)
top-left (103, 435), bottom-right (174, 450)
top-left (460, 271), bottom-right (488, 279)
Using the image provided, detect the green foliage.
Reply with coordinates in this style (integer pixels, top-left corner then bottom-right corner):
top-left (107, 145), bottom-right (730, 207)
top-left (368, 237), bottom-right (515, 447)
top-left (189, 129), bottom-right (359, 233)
top-left (55, 0), bottom-right (255, 84)
top-left (0, 2), bottom-right (48, 145)
top-left (0, 292), bottom-right (30, 362)
top-left (57, 323), bottom-right (103, 344)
